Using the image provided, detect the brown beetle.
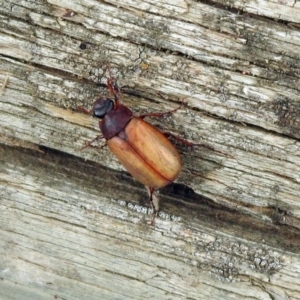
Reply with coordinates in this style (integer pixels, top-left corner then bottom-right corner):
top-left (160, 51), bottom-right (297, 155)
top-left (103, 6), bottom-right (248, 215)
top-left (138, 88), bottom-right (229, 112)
top-left (78, 71), bottom-right (183, 223)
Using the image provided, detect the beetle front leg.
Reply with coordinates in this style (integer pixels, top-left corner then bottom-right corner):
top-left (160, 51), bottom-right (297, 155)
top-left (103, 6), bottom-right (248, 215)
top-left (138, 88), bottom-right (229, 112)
top-left (77, 106), bottom-right (92, 115)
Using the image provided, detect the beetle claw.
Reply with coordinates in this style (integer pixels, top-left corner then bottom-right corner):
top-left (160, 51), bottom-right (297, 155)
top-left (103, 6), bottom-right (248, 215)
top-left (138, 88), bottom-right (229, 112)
top-left (150, 211), bottom-right (157, 226)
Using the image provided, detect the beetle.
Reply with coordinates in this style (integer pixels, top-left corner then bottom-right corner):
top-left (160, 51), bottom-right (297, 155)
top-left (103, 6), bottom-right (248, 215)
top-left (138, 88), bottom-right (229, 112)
top-left (78, 70), bottom-right (184, 224)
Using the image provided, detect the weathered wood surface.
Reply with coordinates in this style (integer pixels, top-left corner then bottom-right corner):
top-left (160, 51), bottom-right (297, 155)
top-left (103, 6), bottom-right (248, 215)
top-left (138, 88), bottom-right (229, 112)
top-left (1, 0), bottom-right (300, 299)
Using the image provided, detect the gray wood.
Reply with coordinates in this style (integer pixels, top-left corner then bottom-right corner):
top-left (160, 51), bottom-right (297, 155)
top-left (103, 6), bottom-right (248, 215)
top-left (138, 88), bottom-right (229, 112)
top-left (1, 0), bottom-right (300, 299)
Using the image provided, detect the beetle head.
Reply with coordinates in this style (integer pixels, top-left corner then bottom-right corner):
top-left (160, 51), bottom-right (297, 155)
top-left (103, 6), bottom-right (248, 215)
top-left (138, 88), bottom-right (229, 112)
top-left (93, 97), bottom-right (114, 119)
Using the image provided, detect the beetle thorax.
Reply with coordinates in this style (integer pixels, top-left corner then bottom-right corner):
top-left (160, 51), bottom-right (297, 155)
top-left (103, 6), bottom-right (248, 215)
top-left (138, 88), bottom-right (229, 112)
top-left (100, 104), bottom-right (133, 140)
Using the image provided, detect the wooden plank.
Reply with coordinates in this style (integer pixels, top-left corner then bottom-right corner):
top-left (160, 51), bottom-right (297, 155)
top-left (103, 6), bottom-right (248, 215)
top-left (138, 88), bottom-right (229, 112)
top-left (0, 144), bottom-right (296, 300)
top-left (211, 0), bottom-right (300, 23)
top-left (1, 0), bottom-right (300, 299)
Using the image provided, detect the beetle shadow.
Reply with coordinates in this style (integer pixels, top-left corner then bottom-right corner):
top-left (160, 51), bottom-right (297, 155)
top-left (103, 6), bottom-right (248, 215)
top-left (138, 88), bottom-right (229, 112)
top-left (157, 182), bottom-right (242, 223)
top-left (160, 182), bottom-right (218, 208)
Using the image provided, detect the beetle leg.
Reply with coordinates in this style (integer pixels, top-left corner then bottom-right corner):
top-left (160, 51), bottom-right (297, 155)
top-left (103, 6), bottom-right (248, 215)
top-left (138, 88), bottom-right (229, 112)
top-left (164, 132), bottom-right (231, 157)
top-left (77, 106), bottom-right (92, 115)
top-left (80, 134), bottom-right (106, 150)
top-left (146, 187), bottom-right (159, 226)
top-left (164, 132), bottom-right (196, 148)
top-left (138, 101), bottom-right (185, 119)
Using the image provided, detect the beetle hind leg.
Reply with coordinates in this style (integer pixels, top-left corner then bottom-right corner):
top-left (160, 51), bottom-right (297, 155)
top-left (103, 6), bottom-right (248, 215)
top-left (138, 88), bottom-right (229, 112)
top-left (164, 132), bottom-right (231, 157)
top-left (147, 187), bottom-right (159, 226)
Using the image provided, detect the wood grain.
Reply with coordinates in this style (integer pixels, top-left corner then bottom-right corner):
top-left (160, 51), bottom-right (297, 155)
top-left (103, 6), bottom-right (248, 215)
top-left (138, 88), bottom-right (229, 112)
top-left (1, 0), bottom-right (300, 299)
